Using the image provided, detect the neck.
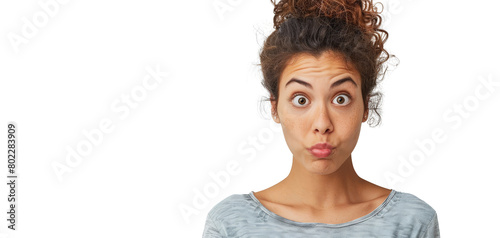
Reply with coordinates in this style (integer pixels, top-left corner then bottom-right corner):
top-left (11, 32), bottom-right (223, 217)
top-left (279, 155), bottom-right (369, 209)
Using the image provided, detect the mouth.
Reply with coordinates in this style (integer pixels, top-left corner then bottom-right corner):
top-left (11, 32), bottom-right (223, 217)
top-left (307, 143), bottom-right (335, 158)
top-left (308, 148), bottom-right (334, 158)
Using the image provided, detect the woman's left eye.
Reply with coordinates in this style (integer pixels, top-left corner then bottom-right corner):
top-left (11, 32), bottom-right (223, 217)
top-left (333, 94), bottom-right (351, 105)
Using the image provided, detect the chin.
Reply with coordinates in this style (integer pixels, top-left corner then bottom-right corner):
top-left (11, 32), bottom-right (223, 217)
top-left (307, 159), bottom-right (342, 175)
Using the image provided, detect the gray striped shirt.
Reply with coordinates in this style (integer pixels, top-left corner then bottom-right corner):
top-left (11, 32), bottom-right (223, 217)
top-left (202, 189), bottom-right (440, 237)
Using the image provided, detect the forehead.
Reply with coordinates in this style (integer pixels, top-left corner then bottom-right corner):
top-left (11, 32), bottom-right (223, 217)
top-left (280, 51), bottom-right (361, 86)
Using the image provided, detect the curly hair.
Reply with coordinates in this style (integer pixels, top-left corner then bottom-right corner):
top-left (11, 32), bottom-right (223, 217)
top-left (258, 0), bottom-right (396, 127)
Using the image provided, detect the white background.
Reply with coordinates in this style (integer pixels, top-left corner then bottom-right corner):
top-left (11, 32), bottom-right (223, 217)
top-left (0, 0), bottom-right (499, 237)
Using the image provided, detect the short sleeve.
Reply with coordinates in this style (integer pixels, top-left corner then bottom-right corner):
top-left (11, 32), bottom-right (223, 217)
top-left (420, 212), bottom-right (440, 238)
top-left (202, 213), bottom-right (224, 238)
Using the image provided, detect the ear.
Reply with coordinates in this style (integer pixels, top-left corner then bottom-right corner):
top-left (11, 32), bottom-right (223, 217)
top-left (271, 99), bottom-right (280, 123)
top-left (362, 107), bottom-right (369, 123)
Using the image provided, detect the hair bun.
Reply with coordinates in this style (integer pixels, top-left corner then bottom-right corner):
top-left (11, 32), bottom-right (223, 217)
top-left (271, 0), bottom-right (383, 35)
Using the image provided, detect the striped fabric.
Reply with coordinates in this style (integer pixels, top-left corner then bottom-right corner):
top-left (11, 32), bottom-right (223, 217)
top-left (202, 189), bottom-right (440, 237)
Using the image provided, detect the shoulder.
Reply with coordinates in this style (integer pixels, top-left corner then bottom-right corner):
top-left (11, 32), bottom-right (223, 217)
top-left (386, 190), bottom-right (438, 230)
top-left (207, 193), bottom-right (258, 221)
top-left (394, 190), bottom-right (437, 218)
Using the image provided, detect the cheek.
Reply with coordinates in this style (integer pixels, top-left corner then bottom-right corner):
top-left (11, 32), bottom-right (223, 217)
top-left (279, 115), bottom-right (310, 151)
top-left (279, 107), bottom-right (311, 136)
top-left (340, 119), bottom-right (362, 148)
top-left (280, 117), bottom-right (302, 140)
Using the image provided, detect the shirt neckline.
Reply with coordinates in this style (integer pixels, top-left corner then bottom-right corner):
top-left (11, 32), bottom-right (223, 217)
top-left (248, 189), bottom-right (397, 228)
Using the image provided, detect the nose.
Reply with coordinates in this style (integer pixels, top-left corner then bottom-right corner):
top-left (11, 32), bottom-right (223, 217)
top-left (313, 101), bottom-right (333, 135)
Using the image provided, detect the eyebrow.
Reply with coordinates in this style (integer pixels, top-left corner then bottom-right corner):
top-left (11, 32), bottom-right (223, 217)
top-left (285, 76), bottom-right (358, 89)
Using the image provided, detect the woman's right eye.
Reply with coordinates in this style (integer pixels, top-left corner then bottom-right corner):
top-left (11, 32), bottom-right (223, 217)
top-left (291, 94), bottom-right (309, 107)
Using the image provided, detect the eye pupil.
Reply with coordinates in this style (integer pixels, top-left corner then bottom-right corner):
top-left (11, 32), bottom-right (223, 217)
top-left (337, 96), bottom-right (344, 104)
top-left (298, 97), bottom-right (306, 105)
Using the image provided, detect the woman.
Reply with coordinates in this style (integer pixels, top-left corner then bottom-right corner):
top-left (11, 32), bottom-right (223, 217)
top-left (203, 0), bottom-right (440, 237)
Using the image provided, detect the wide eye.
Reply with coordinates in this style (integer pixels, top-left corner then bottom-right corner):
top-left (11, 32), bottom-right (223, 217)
top-left (291, 94), bottom-right (309, 107)
top-left (333, 94), bottom-right (351, 105)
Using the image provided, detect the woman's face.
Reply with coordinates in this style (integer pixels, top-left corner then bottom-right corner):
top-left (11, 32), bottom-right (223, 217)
top-left (272, 50), bottom-right (368, 175)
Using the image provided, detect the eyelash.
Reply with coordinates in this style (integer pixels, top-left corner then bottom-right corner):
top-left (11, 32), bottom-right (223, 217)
top-left (289, 92), bottom-right (352, 107)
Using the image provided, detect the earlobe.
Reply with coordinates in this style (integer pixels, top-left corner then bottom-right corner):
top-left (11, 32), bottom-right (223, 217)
top-left (273, 114), bottom-right (280, 123)
top-left (271, 100), bottom-right (280, 123)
